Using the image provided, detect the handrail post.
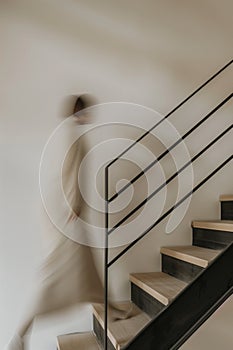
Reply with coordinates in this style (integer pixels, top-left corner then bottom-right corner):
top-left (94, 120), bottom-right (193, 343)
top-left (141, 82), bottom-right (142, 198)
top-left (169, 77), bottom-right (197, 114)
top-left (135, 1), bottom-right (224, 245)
top-left (104, 166), bottom-right (109, 350)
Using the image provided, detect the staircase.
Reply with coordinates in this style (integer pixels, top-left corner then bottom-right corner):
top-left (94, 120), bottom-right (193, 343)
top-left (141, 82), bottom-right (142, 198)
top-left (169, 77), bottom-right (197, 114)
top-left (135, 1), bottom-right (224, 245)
top-left (57, 195), bottom-right (233, 349)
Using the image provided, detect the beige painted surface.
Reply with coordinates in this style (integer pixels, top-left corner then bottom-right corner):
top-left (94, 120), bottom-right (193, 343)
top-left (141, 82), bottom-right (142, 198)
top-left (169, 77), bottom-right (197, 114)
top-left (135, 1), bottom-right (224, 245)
top-left (0, 0), bottom-right (232, 349)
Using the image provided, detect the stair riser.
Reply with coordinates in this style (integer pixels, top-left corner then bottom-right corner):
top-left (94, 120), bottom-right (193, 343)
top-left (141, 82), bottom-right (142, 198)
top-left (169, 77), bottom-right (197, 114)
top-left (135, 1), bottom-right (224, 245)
top-left (131, 283), bottom-right (165, 318)
top-left (221, 201), bottom-right (233, 220)
top-left (125, 243), bottom-right (233, 350)
top-left (162, 255), bottom-right (203, 283)
top-left (193, 227), bottom-right (233, 249)
top-left (93, 315), bottom-right (115, 350)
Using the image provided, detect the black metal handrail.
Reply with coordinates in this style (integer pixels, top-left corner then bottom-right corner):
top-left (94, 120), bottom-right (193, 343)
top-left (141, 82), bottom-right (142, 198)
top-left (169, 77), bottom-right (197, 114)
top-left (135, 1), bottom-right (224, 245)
top-left (108, 123), bottom-right (232, 236)
top-left (108, 60), bottom-right (232, 202)
top-left (103, 155), bottom-right (232, 349)
top-left (103, 61), bottom-right (233, 350)
top-left (108, 95), bottom-right (232, 235)
top-left (108, 154), bottom-right (232, 267)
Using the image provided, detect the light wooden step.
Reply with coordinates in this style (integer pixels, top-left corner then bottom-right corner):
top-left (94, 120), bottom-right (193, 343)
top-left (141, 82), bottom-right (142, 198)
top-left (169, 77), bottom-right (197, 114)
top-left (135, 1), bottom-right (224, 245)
top-left (160, 245), bottom-right (220, 268)
top-left (92, 301), bottom-right (151, 350)
top-left (129, 272), bottom-right (187, 306)
top-left (192, 220), bottom-right (233, 232)
top-left (57, 332), bottom-right (101, 350)
top-left (220, 195), bottom-right (233, 201)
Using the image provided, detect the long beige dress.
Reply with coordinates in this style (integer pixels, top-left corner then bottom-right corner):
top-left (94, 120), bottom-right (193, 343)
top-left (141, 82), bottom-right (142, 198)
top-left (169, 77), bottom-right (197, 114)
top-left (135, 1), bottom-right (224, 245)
top-left (36, 131), bottom-right (104, 316)
top-left (4, 122), bottom-right (105, 350)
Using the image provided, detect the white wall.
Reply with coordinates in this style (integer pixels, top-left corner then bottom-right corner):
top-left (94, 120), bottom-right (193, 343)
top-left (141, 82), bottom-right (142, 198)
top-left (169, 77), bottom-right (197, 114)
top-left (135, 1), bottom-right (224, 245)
top-left (0, 1), bottom-right (232, 349)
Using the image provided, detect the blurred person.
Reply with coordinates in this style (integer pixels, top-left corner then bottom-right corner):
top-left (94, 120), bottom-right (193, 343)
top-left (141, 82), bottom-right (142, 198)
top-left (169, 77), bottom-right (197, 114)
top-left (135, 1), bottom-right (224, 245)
top-left (4, 95), bottom-right (132, 350)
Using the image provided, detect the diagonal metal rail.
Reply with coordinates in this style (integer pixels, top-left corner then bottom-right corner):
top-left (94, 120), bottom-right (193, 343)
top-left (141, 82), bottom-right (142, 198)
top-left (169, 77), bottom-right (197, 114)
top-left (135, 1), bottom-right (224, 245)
top-left (109, 92), bottom-right (232, 203)
top-left (108, 60), bottom-right (232, 202)
top-left (103, 60), bottom-right (232, 350)
top-left (108, 154), bottom-right (232, 267)
top-left (108, 123), bottom-right (232, 235)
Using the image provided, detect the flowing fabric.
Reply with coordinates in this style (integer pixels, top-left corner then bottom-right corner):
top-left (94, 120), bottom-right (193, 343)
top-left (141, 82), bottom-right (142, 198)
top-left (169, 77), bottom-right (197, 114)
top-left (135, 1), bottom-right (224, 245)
top-left (37, 130), bottom-right (104, 314)
top-left (4, 117), bottom-right (131, 350)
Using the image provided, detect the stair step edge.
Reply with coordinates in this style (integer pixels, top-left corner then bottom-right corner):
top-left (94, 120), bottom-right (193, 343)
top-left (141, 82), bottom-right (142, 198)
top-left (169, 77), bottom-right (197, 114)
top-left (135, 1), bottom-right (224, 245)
top-left (129, 272), bottom-right (187, 305)
top-left (192, 220), bottom-right (233, 232)
top-left (93, 307), bottom-right (117, 350)
top-left (57, 332), bottom-right (101, 350)
top-left (92, 302), bottom-right (150, 350)
top-left (220, 195), bottom-right (233, 201)
top-left (160, 246), bottom-right (220, 268)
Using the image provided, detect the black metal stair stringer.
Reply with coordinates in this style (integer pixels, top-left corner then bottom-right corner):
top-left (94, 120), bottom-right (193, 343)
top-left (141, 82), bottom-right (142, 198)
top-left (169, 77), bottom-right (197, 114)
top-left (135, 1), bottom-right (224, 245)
top-left (124, 242), bottom-right (233, 350)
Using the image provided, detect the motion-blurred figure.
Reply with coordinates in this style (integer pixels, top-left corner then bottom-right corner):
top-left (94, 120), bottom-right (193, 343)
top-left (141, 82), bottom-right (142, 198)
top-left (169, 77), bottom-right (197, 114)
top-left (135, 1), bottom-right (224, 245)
top-left (4, 94), bottom-right (132, 350)
top-left (4, 95), bottom-right (104, 350)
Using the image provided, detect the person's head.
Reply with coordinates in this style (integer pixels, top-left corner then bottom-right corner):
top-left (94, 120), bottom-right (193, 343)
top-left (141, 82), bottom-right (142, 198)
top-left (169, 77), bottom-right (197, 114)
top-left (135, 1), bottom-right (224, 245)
top-left (73, 94), bottom-right (97, 114)
top-left (73, 94), bottom-right (97, 124)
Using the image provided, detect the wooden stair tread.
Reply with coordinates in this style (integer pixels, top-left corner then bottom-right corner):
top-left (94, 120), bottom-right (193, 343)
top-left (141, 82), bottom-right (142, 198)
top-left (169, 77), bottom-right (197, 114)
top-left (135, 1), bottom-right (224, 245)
top-left (92, 302), bottom-right (151, 349)
top-left (57, 332), bottom-right (101, 350)
top-left (160, 245), bottom-right (220, 268)
top-left (130, 272), bottom-right (187, 305)
top-left (220, 194), bottom-right (233, 201)
top-left (192, 220), bottom-right (233, 232)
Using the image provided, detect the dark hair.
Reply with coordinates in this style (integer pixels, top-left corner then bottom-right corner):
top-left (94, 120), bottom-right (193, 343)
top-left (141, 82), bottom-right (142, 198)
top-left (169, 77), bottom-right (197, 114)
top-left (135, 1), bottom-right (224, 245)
top-left (73, 94), bottom-right (96, 114)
